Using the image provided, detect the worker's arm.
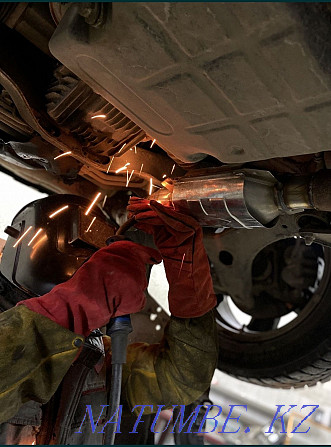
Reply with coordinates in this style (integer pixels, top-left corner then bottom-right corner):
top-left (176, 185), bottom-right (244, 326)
top-left (0, 241), bottom-right (162, 424)
top-left (126, 199), bottom-right (218, 412)
top-left (0, 306), bottom-right (216, 424)
top-left (0, 305), bottom-right (83, 423)
top-left (123, 310), bottom-right (218, 411)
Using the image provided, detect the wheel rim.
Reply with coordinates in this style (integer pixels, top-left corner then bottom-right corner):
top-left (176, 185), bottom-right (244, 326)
top-left (216, 239), bottom-right (331, 342)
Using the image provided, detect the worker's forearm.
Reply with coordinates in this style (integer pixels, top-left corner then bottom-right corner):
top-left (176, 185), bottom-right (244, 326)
top-left (0, 306), bottom-right (84, 423)
top-left (123, 310), bottom-right (218, 412)
top-left (156, 309), bottom-right (218, 404)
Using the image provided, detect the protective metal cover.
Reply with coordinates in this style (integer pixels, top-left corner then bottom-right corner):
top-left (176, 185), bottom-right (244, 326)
top-left (50, 3), bottom-right (331, 163)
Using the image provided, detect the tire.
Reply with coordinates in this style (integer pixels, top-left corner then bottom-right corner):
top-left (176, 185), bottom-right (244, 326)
top-left (216, 243), bottom-right (331, 388)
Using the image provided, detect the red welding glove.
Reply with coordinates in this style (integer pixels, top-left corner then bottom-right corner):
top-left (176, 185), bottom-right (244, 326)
top-left (127, 197), bottom-right (216, 318)
top-left (19, 241), bottom-right (162, 337)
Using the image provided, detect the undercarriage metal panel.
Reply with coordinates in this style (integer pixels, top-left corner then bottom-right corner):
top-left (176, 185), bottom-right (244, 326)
top-left (50, 3), bottom-right (331, 164)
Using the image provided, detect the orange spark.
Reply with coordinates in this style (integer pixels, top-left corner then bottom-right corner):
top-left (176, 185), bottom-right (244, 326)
top-left (85, 192), bottom-right (101, 216)
top-left (54, 151), bottom-right (72, 160)
top-left (85, 216), bottom-right (96, 232)
top-left (149, 178), bottom-right (153, 195)
top-left (102, 195), bottom-right (108, 208)
top-left (162, 174), bottom-right (167, 178)
top-left (170, 164), bottom-right (175, 175)
top-left (106, 156), bottom-right (115, 173)
top-left (134, 146), bottom-right (137, 154)
top-left (27, 228), bottom-right (43, 247)
top-left (178, 253), bottom-right (186, 278)
top-left (115, 163), bottom-right (130, 174)
top-left (118, 143), bottom-right (126, 154)
top-left (13, 226), bottom-right (33, 248)
top-left (139, 163), bottom-right (144, 174)
top-left (126, 170), bottom-right (134, 187)
top-left (150, 139), bottom-right (156, 148)
top-left (91, 114), bottom-right (106, 119)
top-left (49, 205), bottom-right (69, 219)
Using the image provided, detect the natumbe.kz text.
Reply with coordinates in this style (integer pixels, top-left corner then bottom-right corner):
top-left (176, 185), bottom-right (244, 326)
top-left (75, 403), bottom-right (319, 435)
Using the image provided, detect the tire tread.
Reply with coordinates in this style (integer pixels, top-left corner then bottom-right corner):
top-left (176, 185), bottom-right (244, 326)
top-left (228, 354), bottom-right (331, 388)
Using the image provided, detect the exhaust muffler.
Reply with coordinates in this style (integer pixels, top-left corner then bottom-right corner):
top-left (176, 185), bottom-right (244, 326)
top-left (149, 169), bottom-right (331, 229)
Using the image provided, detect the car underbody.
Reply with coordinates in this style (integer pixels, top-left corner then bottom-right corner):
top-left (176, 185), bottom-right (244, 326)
top-left (0, 2), bottom-right (331, 388)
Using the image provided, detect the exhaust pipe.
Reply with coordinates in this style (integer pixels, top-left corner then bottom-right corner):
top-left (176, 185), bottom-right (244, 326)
top-left (149, 169), bottom-right (331, 229)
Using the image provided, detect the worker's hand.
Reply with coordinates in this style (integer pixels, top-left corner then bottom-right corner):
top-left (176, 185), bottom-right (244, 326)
top-left (18, 241), bottom-right (162, 337)
top-left (127, 197), bottom-right (216, 318)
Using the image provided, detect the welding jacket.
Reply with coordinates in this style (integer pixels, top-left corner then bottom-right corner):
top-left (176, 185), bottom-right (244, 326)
top-left (0, 305), bottom-right (217, 445)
